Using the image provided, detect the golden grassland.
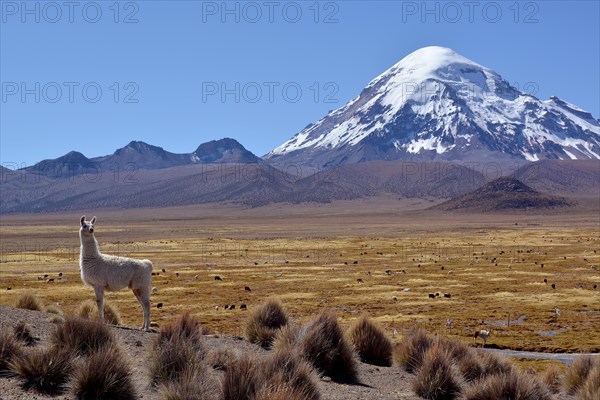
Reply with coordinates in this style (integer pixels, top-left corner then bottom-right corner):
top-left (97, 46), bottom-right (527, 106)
top-left (1, 201), bottom-right (599, 359)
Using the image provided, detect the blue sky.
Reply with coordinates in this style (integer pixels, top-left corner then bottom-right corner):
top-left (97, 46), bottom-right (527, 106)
top-left (1, 0), bottom-right (599, 166)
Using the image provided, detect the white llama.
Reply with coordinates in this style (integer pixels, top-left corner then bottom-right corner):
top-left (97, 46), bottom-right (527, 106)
top-left (79, 216), bottom-right (153, 330)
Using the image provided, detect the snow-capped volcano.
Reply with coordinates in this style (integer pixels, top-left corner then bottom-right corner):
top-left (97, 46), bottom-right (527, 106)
top-left (266, 46), bottom-right (599, 166)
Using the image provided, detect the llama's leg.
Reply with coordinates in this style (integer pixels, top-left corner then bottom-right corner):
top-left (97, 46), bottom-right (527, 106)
top-left (94, 287), bottom-right (105, 323)
top-left (133, 288), bottom-right (151, 331)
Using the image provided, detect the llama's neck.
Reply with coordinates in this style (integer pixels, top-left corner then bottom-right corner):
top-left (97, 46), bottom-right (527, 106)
top-left (80, 233), bottom-right (101, 260)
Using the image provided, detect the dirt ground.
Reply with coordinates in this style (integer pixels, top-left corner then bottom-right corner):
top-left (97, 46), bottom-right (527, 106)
top-left (0, 306), bottom-right (578, 400)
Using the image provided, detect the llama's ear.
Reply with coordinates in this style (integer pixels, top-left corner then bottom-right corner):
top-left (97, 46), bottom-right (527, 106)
top-left (90, 216), bottom-right (96, 224)
top-left (81, 216), bottom-right (86, 225)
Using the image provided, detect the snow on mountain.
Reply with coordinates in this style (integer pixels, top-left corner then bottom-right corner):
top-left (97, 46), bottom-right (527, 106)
top-left (266, 46), bottom-right (600, 166)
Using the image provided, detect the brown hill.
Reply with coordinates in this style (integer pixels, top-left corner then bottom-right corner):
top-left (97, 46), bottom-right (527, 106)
top-left (2, 160), bottom-right (597, 214)
top-left (513, 159), bottom-right (600, 196)
top-left (273, 161), bottom-right (487, 203)
top-left (434, 177), bottom-right (572, 212)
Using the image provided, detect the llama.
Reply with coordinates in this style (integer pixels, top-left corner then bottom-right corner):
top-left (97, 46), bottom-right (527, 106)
top-left (474, 329), bottom-right (492, 347)
top-left (79, 216), bottom-right (153, 330)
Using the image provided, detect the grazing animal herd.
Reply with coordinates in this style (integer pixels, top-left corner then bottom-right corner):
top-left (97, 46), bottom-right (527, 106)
top-left (76, 215), bottom-right (580, 353)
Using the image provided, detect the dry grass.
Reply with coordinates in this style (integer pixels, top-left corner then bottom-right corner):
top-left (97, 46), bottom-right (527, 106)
top-left (579, 363), bottom-right (600, 400)
top-left (412, 344), bottom-right (463, 400)
top-left (205, 346), bottom-right (236, 371)
top-left (348, 314), bottom-right (392, 367)
top-left (50, 316), bottom-right (114, 356)
top-left (476, 351), bottom-right (515, 377)
top-left (157, 311), bottom-right (204, 346)
top-left (48, 314), bottom-right (65, 324)
top-left (254, 384), bottom-right (319, 400)
top-left (15, 292), bottom-right (43, 311)
top-left (78, 299), bottom-right (122, 326)
top-left (462, 372), bottom-right (552, 400)
top-left (1, 207), bottom-right (599, 371)
top-left (245, 298), bottom-right (289, 349)
top-left (262, 348), bottom-right (321, 400)
top-left (149, 312), bottom-right (205, 386)
top-left (222, 349), bottom-right (321, 400)
top-left (429, 336), bottom-right (484, 382)
top-left (284, 310), bottom-right (358, 384)
top-left (10, 347), bottom-right (75, 395)
top-left (158, 367), bottom-right (218, 400)
top-left (221, 353), bottom-right (262, 400)
top-left (13, 321), bottom-right (38, 346)
top-left (72, 344), bottom-right (136, 400)
top-left (563, 355), bottom-right (597, 395)
top-left (541, 364), bottom-right (564, 394)
top-left (149, 335), bottom-right (204, 387)
top-left (394, 328), bottom-right (433, 373)
top-left (454, 350), bottom-right (484, 383)
top-left (44, 304), bottom-right (63, 316)
top-left (0, 329), bottom-right (22, 376)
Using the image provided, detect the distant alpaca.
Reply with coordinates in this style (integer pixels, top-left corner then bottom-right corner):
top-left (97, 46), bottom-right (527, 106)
top-left (473, 329), bottom-right (492, 347)
top-left (79, 216), bottom-right (153, 330)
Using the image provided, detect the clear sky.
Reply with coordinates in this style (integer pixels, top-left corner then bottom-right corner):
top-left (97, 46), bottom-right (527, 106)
top-left (1, 0), bottom-right (599, 166)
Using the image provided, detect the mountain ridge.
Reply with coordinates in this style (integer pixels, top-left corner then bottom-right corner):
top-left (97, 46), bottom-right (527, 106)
top-left (22, 138), bottom-right (260, 174)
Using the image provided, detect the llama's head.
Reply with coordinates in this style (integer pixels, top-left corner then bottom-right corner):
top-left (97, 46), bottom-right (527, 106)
top-left (80, 215), bottom-right (96, 236)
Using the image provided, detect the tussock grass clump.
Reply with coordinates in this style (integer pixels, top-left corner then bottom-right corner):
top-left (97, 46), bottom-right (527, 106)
top-left (222, 350), bottom-right (321, 400)
top-left (348, 315), bottom-right (392, 367)
top-left (254, 385), bottom-right (318, 400)
top-left (44, 304), bottom-right (63, 316)
top-left (158, 311), bottom-right (204, 345)
top-left (273, 324), bottom-right (300, 351)
top-left (51, 316), bottom-right (114, 356)
top-left (158, 368), bottom-right (218, 400)
top-left (280, 311), bottom-right (357, 384)
top-left (10, 347), bottom-right (74, 395)
top-left (13, 322), bottom-right (38, 346)
top-left (245, 298), bottom-right (289, 349)
top-left (205, 346), bottom-right (236, 371)
top-left (476, 350), bottom-right (515, 377)
top-left (222, 353), bottom-right (262, 400)
top-left (149, 312), bottom-right (205, 386)
top-left (434, 336), bottom-right (470, 361)
top-left (541, 364), bottom-right (564, 394)
top-left (150, 336), bottom-right (203, 386)
top-left (0, 330), bottom-right (22, 376)
top-left (462, 372), bottom-right (552, 400)
top-left (431, 336), bottom-right (483, 382)
top-left (563, 355), bottom-right (596, 395)
top-left (15, 292), bottom-right (43, 311)
top-left (579, 363), bottom-right (600, 400)
top-left (412, 344), bottom-right (463, 400)
top-left (72, 344), bottom-right (136, 400)
top-left (78, 299), bottom-right (122, 326)
top-left (394, 328), bottom-right (433, 373)
top-left (262, 348), bottom-right (321, 400)
top-left (48, 314), bottom-right (65, 324)
top-left (455, 350), bottom-right (484, 383)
